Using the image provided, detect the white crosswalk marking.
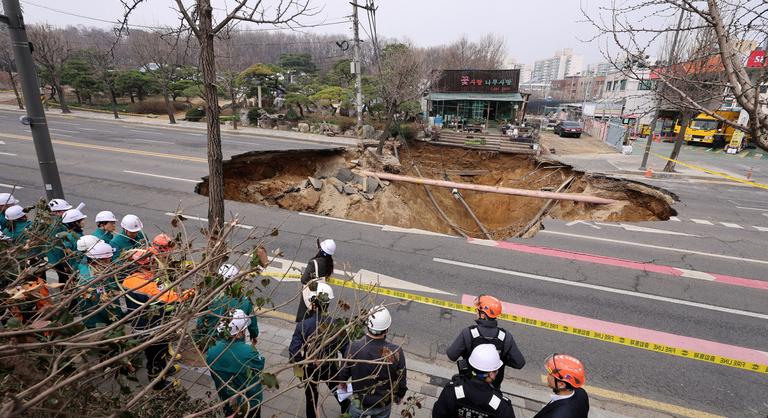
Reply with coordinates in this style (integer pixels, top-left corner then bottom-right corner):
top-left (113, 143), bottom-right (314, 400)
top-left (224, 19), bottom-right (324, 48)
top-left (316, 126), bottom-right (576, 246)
top-left (669, 216), bottom-right (681, 222)
top-left (754, 226), bottom-right (768, 232)
top-left (720, 222), bottom-right (744, 229)
top-left (691, 219), bottom-right (714, 225)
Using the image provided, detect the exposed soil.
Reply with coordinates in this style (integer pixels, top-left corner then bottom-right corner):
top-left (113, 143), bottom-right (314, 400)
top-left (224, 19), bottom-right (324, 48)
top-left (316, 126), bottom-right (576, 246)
top-left (197, 142), bottom-right (677, 239)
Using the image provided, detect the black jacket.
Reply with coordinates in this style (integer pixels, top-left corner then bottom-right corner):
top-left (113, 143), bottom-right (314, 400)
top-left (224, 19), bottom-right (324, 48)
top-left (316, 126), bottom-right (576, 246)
top-left (288, 312), bottom-right (347, 363)
top-left (339, 336), bottom-right (408, 408)
top-left (432, 375), bottom-right (516, 418)
top-left (533, 388), bottom-right (589, 418)
top-left (447, 318), bottom-right (526, 368)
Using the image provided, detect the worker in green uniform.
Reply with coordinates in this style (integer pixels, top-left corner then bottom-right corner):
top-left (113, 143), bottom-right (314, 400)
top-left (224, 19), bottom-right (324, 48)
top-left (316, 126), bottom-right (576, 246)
top-left (76, 242), bottom-right (123, 328)
top-left (47, 199), bottom-right (73, 284)
top-left (93, 210), bottom-right (118, 242)
top-left (206, 309), bottom-right (265, 418)
top-left (196, 264), bottom-right (259, 350)
top-left (59, 208), bottom-right (88, 273)
top-left (2, 205), bottom-right (32, 243)
top-left (110, 214), bottom-right (146, 260)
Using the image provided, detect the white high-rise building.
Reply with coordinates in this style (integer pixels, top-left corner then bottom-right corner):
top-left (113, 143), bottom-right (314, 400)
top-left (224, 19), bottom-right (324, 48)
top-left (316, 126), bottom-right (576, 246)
top-left (531, 49), bottom-right (584, 83)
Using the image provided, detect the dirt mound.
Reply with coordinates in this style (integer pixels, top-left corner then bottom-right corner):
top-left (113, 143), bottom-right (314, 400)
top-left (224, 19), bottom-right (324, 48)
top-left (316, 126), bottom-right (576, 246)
top-left (197, 142), bottom-right (676, 239)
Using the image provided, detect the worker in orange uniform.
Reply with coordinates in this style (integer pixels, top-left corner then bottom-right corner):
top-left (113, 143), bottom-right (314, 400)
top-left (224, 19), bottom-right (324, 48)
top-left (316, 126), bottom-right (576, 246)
top-left (122, 249), bottom-right (193, 390)
top-left (533, 354), bottom-right (589, 418)
top-left (447, 294), bottom-right (525, 389)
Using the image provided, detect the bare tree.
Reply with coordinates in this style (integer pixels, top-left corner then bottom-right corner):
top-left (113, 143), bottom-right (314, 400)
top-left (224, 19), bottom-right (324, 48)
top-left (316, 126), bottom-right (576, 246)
top-left (0, 29), bottom-right (23, 109)
top-left (130, 27), bottom-right (192, 124)
top-left (27, 24), bottom-right (72, 113)
top-left (374, 43), bottom-right (432, 154)
top-left (119, 0), bottom-right (313, 233)
top-left (585, 0), bottom-right (768, 152)
top-left (425, 34), bottom-right (507, 71)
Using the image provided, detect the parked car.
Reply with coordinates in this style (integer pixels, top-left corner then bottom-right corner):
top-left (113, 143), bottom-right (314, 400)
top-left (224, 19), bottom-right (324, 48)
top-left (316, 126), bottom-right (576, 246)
top-left (554, 121), bottom-right (582, 138)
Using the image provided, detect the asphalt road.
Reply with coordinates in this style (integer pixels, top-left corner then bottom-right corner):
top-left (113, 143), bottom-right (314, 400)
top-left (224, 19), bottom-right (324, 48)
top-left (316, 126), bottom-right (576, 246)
top-left (1, 108), bottom-right (767, 417)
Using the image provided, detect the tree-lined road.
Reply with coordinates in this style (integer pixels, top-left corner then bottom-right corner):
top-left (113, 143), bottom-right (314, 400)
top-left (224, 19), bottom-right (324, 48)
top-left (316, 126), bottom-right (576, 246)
top-left (1, 108), bottom-right (767, 417)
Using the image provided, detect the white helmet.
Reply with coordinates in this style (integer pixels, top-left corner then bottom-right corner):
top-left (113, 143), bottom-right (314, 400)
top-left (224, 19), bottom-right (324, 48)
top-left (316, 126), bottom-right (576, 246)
top-left (4, 205), bottom-right (25, 221)
top-left (0, 193), bottom-right (19, 206)
top-left (468, 344), bottom-right (503, 373)
top-left (120, 214), bottom-right (143, 232)
top-left (48, 198), bottom-right (72, 212)
top-left (95, 210), bottom-right (117, 223)
top-left (320, 239), bottom-right (336, 256)
top-left (302, 281), bottom-right (335, 308)
top-left (218, 263), bottom-right (240, 279)
top-left (220, 309), bottom-right (251, 336)
top-left (77, 235), bottom-right (103, 252)
top-left (367, 305), bottom-right (392, 334)
top-left (62, 208), bottom-right (87, 224)
top-left (86, 242), bottom-right (114, 259)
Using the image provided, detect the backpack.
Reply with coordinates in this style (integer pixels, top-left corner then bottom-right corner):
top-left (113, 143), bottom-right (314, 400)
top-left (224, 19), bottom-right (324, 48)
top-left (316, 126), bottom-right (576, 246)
top-left (463, 325), bottom-right (508, 358)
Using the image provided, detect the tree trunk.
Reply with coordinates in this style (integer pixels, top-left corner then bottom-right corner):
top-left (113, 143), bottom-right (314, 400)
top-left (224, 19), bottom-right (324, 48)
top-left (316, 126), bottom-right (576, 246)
top-left (74, 90), bottom-right (82, 105)
top-left (162, 84), bottom-right (176, 124)
top-left (53, 75), bottom-right (70, 113)
top-left (230, 92), bottom-right (238, 130)
top-left (199, 3), bottom-right (225, 233)
top-left (129, 93), bottom-right (135, 104)
top-left (664, 111), bottom-right (692, 172)
top-left (109, 87), bottom-right (119, 119)
top-left (297, 104), bottom-right (304, 118)
top-left (376, 104), bottom-right (396, 154)
top-left (8, 71), bottom-right (23, 109)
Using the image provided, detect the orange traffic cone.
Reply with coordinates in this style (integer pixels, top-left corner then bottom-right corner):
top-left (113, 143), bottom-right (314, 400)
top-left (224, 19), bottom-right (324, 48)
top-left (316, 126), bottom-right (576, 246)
top-left (644, 167), bottom-right (654, 178)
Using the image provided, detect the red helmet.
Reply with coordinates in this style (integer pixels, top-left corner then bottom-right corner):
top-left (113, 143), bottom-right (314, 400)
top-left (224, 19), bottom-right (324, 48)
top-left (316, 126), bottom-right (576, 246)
top-left (152, 233), bottom-right (174, 251)
top-left (546, 354), bottom-right (585, 389)
top-left (475, 295), bottom-right (502, 319)
top-left (131, 248), bottom-right (156, 265)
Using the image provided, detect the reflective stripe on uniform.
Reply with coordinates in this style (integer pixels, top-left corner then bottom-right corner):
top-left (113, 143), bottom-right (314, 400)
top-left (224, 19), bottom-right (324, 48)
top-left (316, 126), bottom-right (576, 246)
top-left (489, 394), bottom-right (501, 410)
top-left (454, 385), bottom-right (465, 399)
top-left (470, 327), bottom-right (480, 338)
top-left (498, 330), bottom-right (506, 341)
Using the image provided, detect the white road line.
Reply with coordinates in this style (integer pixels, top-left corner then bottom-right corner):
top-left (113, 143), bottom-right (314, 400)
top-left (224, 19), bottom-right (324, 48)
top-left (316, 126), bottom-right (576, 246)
top-left (593, 222), bottom-right (697, 237)
top-left (297, 212), bottom-right (458, 238)
top-left (0, 183), bottom-right (23, 189)
top-left (754, 226), bottom-right (768, 232)
top-left (55, 121), bottom-right (81, 126)
top-left (53, 133), bottom-right (73, 138)
top-left (720, 222), bottom-right (743, 229)
top-left (691, 219), bottom-right (714, 225)
top-left (163, 212), bottom-right (253, 229)
top-left (540, 230), bottom-right (768, 266)
top-left (50, 128), bottom-right (78, 134)
top-left (128, 138), bottom-right (175, 145)
top-left (433, 258), bottom-right (768, 320)
top-left (0, 152), bottom-right (17, 156)
top-left (736, 206), bottom-right (768, 211)
top-left (669, 216), bottom-right (681, 222)
top-left (298, 212), bottom-right (384, 228)
top-left (122, 170), bottom-right (199, 183)
top-left (79, 127), bottom-right (99, 131)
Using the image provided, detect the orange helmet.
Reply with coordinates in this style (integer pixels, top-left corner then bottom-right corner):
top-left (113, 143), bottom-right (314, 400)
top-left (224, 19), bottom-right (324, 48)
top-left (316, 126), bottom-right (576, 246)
top-left (475, 295), bottom-right (502, 319)
top-left (152, 233), bottom-right (174, 251)
top-left (545, 354), bottom-right (585, 389)
top-left (131, 248), bottom-right (156, 265)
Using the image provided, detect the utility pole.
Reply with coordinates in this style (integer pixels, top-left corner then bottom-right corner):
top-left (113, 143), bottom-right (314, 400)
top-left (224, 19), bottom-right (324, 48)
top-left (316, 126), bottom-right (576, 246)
top-left (351, 0), bottom-right (364, 128)
top-left (1, 0), bottom-right (64, 200)
top-left (640, 8), bottom-right (686, 170)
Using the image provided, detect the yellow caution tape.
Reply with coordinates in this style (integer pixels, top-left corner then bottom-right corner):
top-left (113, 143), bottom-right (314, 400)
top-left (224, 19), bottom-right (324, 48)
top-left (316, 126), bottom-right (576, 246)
top-left (264, 272), bottom-right (768, 375)
top-left (653, 153), bottom-right (768, 190)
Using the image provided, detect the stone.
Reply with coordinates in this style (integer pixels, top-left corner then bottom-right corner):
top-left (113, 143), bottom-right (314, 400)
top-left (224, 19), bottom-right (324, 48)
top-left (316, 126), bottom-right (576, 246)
top-left (357, 124), bottom-right (376, 139)
top-left (374, 130), bottom-right (385, 140)
top-left (364, 176), bottom-right (380, 194)
top-left (361, 192), bottom-right (374, 200)
top-left (329, 124), bottom-right (342, 134)
top-left (343, 129), bottom-right (356, 137)
top-left (342, 184), bottom-right (357, 195)
top-left (327, 177), bottom-right (344, 193)
top-left (335, 167), bottom-right (355, 183)
top-left (350, 159), bottom-right (360, 166)
top-left (307, 176), bottom-right (323, 191)
top-left (298, 122), bottom-right (310, 133)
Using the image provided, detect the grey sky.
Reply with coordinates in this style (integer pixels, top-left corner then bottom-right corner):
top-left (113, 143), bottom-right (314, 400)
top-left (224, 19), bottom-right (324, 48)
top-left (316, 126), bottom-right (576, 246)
top-left (18, 0), bottom-right (608, 66)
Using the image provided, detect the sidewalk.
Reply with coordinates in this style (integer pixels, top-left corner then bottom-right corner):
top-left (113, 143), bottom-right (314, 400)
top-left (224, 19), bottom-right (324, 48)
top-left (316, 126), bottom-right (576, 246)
top-left (0, 104), bottom-right (360, 148)
top-left (174, 316), bottom-right (635, 418)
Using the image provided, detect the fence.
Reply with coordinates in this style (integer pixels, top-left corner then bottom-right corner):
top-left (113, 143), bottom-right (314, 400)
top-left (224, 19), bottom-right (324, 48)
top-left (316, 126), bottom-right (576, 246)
top-left (582, 118), bottom-right (626, 151)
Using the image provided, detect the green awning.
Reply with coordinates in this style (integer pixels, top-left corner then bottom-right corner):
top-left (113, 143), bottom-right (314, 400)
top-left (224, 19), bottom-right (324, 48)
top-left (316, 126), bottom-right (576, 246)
top-left (428, 92), bottom-right (524, 102)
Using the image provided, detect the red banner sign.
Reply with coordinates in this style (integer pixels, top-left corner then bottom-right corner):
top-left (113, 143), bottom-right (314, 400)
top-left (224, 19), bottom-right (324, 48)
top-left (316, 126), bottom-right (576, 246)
top-left (746, 50), bottom-right (766, 68)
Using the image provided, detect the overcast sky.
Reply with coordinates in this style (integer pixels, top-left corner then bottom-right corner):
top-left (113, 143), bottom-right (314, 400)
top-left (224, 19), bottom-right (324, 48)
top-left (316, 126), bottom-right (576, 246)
top-left (17, 0), bottom-right (610, 66)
